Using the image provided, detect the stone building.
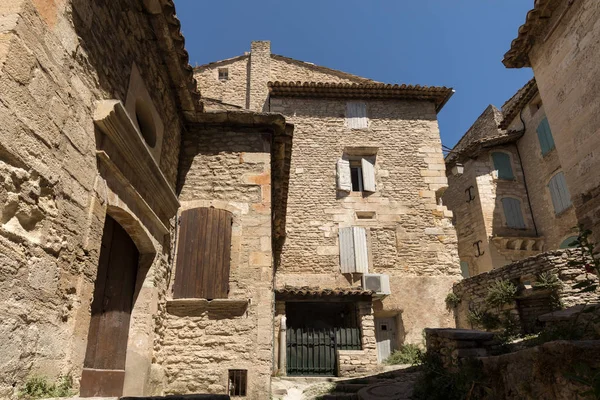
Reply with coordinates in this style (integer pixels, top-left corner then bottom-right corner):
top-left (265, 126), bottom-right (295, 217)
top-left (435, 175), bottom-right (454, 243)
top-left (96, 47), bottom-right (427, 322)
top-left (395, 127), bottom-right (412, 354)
top-left (444, 80), bottom-right (578, 276)
top-left (195, 41), bottom-right (461, 377)
top-left (503, 0), bottom-right (600, 245)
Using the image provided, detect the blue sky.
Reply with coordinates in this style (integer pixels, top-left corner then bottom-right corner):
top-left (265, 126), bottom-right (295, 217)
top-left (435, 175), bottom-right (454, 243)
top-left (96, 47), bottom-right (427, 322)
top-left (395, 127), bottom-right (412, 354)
top-left (174, 0), bottom-right (533, 148)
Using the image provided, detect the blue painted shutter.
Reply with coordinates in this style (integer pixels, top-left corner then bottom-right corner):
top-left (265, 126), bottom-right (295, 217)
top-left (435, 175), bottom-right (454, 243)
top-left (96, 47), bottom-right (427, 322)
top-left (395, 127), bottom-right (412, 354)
top-left (548, 172), bottom-right (572, 214)
top-left (460, 261), bottom-right (470, 278)
top-left (501, 198), bottom-right (526, 229)
top-left (491, 152), bottom-right (514, 180)
top-left (537, 117), bottom-right (556, 155)
top-left (559, 236), bottom-right (578, 249)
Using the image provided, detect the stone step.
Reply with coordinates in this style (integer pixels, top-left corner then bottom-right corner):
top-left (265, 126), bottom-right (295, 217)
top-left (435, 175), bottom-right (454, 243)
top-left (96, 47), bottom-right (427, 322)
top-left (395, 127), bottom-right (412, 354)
top-left (318, 394), bottom-right (359, 400)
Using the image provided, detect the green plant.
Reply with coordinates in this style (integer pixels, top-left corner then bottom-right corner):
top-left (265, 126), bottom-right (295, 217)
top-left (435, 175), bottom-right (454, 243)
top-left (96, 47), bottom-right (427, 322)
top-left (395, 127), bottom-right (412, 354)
top-left (467, 307), bottom-right (501, 331)
top-left (493, 311), bottom-right (521, 344)
top-left (19, 375), bottom-right (74, 399)
top-left (485, 279), bottom-right (518, 309)
top-left (445, 292), bottom-right (461, 311)
top-left (412, 355), bottom-right (490, 400)
top-left (384, 343), bottom-right (424, 365)
top-left (532, 271), bottom-right (562, 291)
top-left (568, 226), bottom-right (600, 294)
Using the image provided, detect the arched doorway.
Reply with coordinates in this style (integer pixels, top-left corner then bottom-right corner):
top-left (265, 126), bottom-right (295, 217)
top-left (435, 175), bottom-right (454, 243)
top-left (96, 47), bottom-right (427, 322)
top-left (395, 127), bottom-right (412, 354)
top-left (80, 215), bottom-right (140, 397)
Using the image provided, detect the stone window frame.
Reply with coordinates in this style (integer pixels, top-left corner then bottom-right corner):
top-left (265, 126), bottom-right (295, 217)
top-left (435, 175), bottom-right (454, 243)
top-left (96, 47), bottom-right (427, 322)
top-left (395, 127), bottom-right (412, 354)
top-left (218, 67), bottom-right (229, 81)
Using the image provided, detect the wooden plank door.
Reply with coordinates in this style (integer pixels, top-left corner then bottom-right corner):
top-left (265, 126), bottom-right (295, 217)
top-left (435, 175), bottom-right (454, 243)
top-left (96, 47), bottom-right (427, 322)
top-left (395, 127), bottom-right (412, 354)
top-left (80, 216), bottom-right (139, 397)
top-left (375, 317), bottom-right (396, 363)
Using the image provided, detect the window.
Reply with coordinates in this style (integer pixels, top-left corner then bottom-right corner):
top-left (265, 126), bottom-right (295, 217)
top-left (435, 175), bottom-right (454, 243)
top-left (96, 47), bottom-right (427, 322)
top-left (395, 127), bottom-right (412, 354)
top-left (559, 236), bottom-right (578, 249)
top-left (537, 117), bottom-right (556, 155)
top-left (501, 198), bottom-right (526, 229)
top-left (337, 158), bottom-right (375, 193)
top-left (339, 226), bottom-right (369, 274)
top-left (218, 68), bottom-right (229, 81)
top-left (345, 101), bottom-right (368, 129)
top-left (491, 152), bottom-right (514, 180)
top-left (460, 261), bottom-right (470, 278)
top-left (228, 369), bottom-right (247, 397)
top-left (173, 207), bottom-right (233, 299)
top-left (548, 172), bottom-right (572, 214)
top-left (465, 186), bottom-right (475, 203)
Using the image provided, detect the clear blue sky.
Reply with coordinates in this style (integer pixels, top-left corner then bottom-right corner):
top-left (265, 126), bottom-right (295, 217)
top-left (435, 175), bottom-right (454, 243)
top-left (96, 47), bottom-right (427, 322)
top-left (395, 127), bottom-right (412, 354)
top-left (174, 0), bottom-right (533, 148)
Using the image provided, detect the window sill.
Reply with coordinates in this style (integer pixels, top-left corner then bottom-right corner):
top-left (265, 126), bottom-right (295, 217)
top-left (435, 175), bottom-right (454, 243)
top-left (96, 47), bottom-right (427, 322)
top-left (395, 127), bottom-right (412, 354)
top-left (166, 298), bottom-right (249, 317)
top-left (554, 204), bottom-right (573, 218)
top-left (541, 147), bottom-right (556, 158)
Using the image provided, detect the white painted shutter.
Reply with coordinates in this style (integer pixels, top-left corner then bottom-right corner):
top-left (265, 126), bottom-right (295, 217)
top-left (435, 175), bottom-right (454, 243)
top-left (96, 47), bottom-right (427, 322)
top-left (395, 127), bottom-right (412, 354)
top-left (353, 227), bottom-right (369, 274)
top-left (339, 227), bottom-right (356, 273)
top-left (346, 102), bottom-right (368, 129)
top-left (361, 158), bottom-right (376, 192)
top-left (336, 159), bottom-right (352, 192)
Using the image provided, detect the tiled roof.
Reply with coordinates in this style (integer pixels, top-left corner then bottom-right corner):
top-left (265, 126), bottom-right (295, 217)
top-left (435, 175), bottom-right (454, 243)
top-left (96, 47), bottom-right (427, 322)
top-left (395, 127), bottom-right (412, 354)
top-left (275, 286), bottom-right (373, 298)
top-left (271, 54), bottom-right (376, 83)
top-left (155, 0), bottom-right (202, 111)
top-left (193, 54), bottom-right (249, 70)
top-left (499, 78), bottom-right (538, 129)
top-left (503, 0), bottom-right (563, 68)
top-left (268, 81), bottom-right (454, 112)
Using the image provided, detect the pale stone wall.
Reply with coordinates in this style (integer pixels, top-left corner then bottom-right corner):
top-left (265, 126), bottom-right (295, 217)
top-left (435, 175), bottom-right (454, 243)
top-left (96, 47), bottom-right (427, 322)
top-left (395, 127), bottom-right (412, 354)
top-left (271, 96), bottom-right (460, 345)
top-left (451, 249), bottom-right (599, 330)
top-left (160, 128), bottom-right (274, 399)
top-left (507, 97), bottom-right (578, 249)
top-left (527, 0), bottom-right (600, 243)
top-left (194, 56), bottom-right (249, 108)
top-left (269, 55), bottom-right (373, 84)
top-left (0, 0), bottom-right (186, 397)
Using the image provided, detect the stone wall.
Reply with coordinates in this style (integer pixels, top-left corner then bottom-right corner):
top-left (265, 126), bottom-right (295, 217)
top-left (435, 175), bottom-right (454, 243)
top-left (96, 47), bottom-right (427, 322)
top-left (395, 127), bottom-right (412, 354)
top-left (451, 249), bottom-right (599, 330)
top-left (0, 0), bottom-right (190, 396)
top-left (272, 96), bottom-right (460, 344)
top-left (527, 0), bottom-right (600, 244)
top-left (337, 301), bottom-right (378, 377)
top-left (159, 127), bottom-right (275, 399)
top-left (505, 93), bottom-right (578, 250)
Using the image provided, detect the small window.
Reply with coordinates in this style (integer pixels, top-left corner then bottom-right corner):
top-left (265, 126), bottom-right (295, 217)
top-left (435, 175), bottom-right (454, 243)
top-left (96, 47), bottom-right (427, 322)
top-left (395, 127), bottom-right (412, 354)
top-left (336, 158), bottom-right (376, 193)
top-left (346, 102), bottom-right (368, 129)
top-left (339, 226), bottom-right (369, 274)
top-left (501, 198), bottom-right (526, 229)
top-left (135, 99), bottom-right (157, 148)
top-left (491, 152), bottom-right (514, 180)
top-left (218, 68), bottom-right (229, 81)
top-left (228, 369), bottom-right (247, 397)
top-left (381, 324), bottom-right (388, 331)
top-left (460, 261), bottom-right (469, 278)
top-left (559, 236), bottom-right (578, 249)
top-left (537, 117), bottom-right (556, 155)
top-left (548, 172), bottom-right (571, 214)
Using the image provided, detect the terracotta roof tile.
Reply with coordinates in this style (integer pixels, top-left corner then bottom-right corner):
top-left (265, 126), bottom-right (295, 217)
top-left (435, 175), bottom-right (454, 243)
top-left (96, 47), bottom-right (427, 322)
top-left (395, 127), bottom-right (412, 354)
top-left (268, 81), bottom-right (454, 112)
top-left (499, 78), bottom-right (538, 129)
top-left (275, 286), bottom-right (373, 298)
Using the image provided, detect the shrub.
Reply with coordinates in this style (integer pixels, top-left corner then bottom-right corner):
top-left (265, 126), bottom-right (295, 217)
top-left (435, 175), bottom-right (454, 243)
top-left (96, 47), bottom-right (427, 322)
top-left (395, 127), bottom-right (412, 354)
top-left (467, 307), bottom-right (501, 331)
top-left (445, 292), bottom-right (461, 311)
top-left (485, 279), bottom-right (518, 309)
top-left (384, 343), bottom-right (424, 366)
top-left (532, 271), bottom-right (562, 291)
top-left (19, 375), bottom-right (74, 399)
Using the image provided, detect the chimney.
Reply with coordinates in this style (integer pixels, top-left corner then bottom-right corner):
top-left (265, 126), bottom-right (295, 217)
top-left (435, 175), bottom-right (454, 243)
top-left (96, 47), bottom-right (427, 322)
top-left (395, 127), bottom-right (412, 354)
top-left (248, 41), bottom-right (271, 112)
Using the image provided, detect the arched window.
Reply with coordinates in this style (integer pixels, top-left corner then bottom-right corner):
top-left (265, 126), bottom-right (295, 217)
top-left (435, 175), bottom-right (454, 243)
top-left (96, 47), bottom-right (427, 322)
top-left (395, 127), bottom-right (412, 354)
top-left (548, 172), bottom-right (572, 214)
top-left (491, 152), bottom-right (514, 180)
top-left (537, 117), bottom-right (556, 155)
top-left (559, 236), bottom-right (578, 249)
top-left (501, 198), bottom-right (526, 229)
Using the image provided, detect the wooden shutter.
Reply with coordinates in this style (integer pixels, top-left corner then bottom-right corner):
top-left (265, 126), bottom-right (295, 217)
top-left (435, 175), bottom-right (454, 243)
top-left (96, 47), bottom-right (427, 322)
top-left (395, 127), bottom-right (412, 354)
top-left (491, 152), bottom-right (514, 180)
top-left (173, 207), bottom-right (232, 299)
top-left (361, 158), bottom-right (376, 192)
top-left (339, 227), bottom-right (356, 273)
top-left (501, 198), bottom-right (526, 229)
top-left (548, 172), bottom-right (571, 214)
top-left (346, 102), bottom-right (368, 129)
top-left (353, 227), bottom-right (369, 274)
top-left (537, 117), bottom-right (556, 155)
top-left (336, 159), bottom-right (352, 192)
top-left (460, 261), bottom-right (470, 278)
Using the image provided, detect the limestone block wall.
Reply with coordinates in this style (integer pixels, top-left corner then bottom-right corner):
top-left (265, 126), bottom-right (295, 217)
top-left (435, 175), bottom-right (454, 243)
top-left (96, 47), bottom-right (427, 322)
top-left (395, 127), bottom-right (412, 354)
top-left (194, 56), bottom-right (249, 108)
top-left (0, 0), bottom-right (186, 396)
top-left (271, 96), bottom-right (461, 344)
top-left (337, 301), bottom-right (378, 377)
top-left (451, 249), bottom-right (599, 330)
top-left (506, 99), bottom-right (578, 249)
top-left (159, 128), bottom-right (274, 399)
top-left (528, 0), bottom-right (600, 243)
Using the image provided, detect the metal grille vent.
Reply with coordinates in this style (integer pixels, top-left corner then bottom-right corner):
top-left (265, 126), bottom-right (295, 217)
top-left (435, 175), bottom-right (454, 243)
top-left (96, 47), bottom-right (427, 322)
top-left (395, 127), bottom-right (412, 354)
top-left (228, 369), bottom-right (247, 396)
top-left (364, 275), bottom-right (382, 292)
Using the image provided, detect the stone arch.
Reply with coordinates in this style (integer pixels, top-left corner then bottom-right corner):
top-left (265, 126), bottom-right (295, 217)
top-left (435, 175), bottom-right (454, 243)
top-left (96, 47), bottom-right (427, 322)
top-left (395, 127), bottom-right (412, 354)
top-left (106, 203), bottom-right (157, 256)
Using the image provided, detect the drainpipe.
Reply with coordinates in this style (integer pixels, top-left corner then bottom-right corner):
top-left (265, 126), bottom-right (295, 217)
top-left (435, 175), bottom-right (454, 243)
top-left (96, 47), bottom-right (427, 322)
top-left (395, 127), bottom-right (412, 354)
top-left (516, 108), bottom-right (539, 237)
top-left (279, 316), bottom-right (287, 373)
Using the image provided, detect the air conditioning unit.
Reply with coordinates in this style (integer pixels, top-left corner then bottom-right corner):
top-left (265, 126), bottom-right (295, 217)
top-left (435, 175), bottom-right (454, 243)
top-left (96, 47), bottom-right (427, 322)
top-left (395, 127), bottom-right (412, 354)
top-left (362, 273), bottom-right (391, 297)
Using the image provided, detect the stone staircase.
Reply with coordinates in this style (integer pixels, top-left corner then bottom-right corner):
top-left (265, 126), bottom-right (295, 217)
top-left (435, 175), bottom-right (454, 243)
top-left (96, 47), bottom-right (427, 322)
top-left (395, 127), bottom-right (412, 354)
top-left (272, 366), bottom-right (421, 400)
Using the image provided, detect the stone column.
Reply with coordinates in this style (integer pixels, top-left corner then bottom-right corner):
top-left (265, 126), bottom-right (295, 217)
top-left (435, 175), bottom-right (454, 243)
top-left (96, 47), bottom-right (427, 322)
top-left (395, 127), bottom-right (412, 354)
top-left (248, 41), bottom-right (271, 112)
